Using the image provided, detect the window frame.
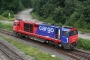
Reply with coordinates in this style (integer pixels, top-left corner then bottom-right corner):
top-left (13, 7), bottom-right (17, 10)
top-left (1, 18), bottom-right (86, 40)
top-left (62, 31), bottom-right (69, 37)
top-left (13, 22), bottom-right (17, 26)
top-left (69, 30), bottom-right (78, 36)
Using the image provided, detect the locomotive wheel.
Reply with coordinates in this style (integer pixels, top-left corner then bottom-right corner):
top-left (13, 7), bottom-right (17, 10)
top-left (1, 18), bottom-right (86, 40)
top-left (17, 33), bottom-right (22, 38)
top-left (17, 33), bottom-right (19, 37)
top-left (48, 41), bottom-right (54, 46)
top-left (55, 44), bottom-right (62, 48)
top-left (25, 35), bottom-right (29, 39)
top-left (48, 41), bottom-right (52, 45)
top-left (55, 44), bottom-right (59, 48)
top-left (45, 41), bottom-right (49, 44)
top-left (13, 31), bottom-right (17, 36)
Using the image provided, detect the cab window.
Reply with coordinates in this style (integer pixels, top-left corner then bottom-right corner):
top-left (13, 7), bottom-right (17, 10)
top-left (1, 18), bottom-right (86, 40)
top-left (13, 22), bottom-right (17, 26)
top-left (17, 22), bottom-right (20, 26)
top-left (13, 22), bottom-right (20, 26)
top-left (62, 31), bottom-right (68, 36)
top-left (70, 30), bottom-right (78, 36)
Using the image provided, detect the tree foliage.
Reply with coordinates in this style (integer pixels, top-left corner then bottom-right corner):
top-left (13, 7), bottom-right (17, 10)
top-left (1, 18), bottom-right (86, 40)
top-left (0, 0), bottom-right (32, 16)
top-left (32, 0), bottom-right (90, 30)
top-left (22, 0), bottom-right (32, 8)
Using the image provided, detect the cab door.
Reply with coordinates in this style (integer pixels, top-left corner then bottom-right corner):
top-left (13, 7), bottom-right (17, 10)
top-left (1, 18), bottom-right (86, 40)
top-left (61, 31), bottom-right (69, 43)
top-left (61, 29), bottom-right (70, 49)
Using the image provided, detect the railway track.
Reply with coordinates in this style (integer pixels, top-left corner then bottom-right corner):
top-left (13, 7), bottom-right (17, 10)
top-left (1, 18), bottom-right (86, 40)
top-left (69, 49), bottom-right (90, 60)
top-left (0, 29), bottom-right (90, 60)
top-left (0, 42), bottom-right (24, 60)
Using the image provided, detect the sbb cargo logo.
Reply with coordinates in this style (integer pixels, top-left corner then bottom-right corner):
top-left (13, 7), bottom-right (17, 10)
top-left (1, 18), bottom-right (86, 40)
top-left (39, 26), bottom-right (54, 33)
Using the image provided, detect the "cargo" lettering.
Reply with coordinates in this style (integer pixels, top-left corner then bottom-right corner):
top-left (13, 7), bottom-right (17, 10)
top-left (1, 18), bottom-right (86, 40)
top-left (39, 26), bottom-right (54, 33)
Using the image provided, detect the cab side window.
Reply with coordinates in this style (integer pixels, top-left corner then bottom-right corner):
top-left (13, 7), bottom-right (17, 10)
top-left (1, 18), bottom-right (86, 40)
top-left (70, 30), bottom-right (78, 36)
top-left (17, 22), bottom-right (20, 26)
top-left (62, 31), bottom-right (68, 36)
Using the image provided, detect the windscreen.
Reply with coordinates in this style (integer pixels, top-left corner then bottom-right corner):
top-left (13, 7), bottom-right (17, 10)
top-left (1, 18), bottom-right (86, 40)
top-left (13, 22), bottom-right (17, 26)
top-left (70, 30), bottom-right (78, 36)
top-left (13, 22), bottom-right (20, 26)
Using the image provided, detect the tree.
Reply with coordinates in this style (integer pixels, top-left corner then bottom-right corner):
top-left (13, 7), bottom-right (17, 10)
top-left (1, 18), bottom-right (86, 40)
top-left (22, 0), bottom-right (32, 8)
top-left (52, 7), bottom-right (65, 24)
top-left (0, 0), bottom-right (24, 14)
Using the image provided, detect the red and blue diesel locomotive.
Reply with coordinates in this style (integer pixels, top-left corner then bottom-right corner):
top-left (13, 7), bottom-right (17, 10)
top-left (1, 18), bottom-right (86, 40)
top-left (13, 19), bottom-right (78, 49)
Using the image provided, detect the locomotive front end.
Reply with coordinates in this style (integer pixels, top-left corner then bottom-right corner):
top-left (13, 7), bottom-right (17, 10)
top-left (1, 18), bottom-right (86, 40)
top-left (61, 27), bottom-right (78, 49)
top-left (69, 28), bottom-right (78, 49)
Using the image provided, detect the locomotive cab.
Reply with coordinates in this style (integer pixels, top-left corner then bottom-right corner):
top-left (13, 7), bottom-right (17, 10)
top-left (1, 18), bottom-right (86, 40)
top-left (61, 27), bottom-right (78, 49)
top-left (13, 19), bottom-right (20, 35)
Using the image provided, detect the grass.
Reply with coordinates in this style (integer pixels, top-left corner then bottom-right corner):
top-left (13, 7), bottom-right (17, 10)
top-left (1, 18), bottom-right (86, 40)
top-left (77, 38), bottom-right (90, 51)
top-left (0, 36), bottom-right (61, 60)
top-left (0, 22), bottom-right (12, 31)
top-left (0, 15), bottom-right (15, 21)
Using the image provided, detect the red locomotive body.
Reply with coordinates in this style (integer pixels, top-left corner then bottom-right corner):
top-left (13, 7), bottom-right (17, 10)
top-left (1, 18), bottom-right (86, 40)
top-left (13, 19), bottom-right (78, 49)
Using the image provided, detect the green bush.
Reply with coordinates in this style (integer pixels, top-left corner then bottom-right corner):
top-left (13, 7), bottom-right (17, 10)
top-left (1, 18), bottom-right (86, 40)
top-left (77, 38), bottom-right (90, 50)
top-left (52, 7), bottom-right (65, 24)
top-left (2, 10), bottom-right (14, 18)
top-left (0, 22), bottom-right (12, 31)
